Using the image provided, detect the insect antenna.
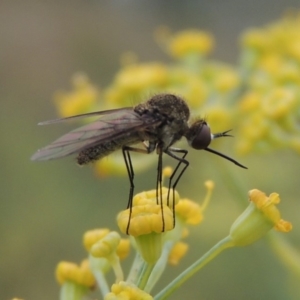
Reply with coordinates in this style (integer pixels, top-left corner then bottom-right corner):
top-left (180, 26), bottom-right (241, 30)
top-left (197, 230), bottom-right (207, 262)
top-left (204, 147), bottom-right (247, 169)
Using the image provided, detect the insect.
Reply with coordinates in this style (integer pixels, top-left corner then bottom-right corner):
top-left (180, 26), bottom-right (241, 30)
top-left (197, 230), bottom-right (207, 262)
top-left (31, 94), bottom-right (247, 233)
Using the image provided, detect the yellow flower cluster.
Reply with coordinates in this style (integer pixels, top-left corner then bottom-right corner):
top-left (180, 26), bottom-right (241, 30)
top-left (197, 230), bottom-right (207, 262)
top-left (116, 174), bottom-right (213, 264)
top-left (105, 281), bottom-right (153, 300)
top-left (237, 14), bottom-right (300, 154)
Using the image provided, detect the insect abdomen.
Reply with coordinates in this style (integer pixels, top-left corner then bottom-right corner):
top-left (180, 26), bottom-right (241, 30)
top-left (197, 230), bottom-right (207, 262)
top-left (77, 134), bottom-right (141, 165)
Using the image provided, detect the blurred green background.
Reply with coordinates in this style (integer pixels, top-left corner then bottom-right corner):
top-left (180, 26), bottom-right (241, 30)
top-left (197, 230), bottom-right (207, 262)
top-left (2, 1), bottom-right (300, 299)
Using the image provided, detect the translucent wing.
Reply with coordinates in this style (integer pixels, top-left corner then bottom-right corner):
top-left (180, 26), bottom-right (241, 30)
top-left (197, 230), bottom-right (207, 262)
top-left (31, 109), bottom-right (160, 161)
top-left (38, 107), bottom-right (132, 125)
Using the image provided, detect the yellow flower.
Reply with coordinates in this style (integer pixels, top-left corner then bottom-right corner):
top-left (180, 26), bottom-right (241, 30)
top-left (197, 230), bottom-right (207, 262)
top-left (132, 187), bottom-right (180, 208)
top-left (168, 30), bottom-right (214, 58)
top-left (175, 180), bottom-right (214, 225)
top-left (90, 231), bottom-right (121, 259)
top-left (117, 204), bottom-right (174, 236)
top-left (116, 238), bottom-right (131, 260)
top-left (212, 67), bottom-right (240, 93)
top-left (168, 241), bottom-right (189, 265)
top-left (114, 63), bottom-right (168, 93)
top-left (176, 199), bottom-right (203, 225)
top-left (229, 189), bottom-right (292, 247)
top-left (54, 73), bottom-right (99, 118)
top-left (83, 228), bottom-right (110, 251)
top-left (241, 28), bottom-right (272, 52)
top-left (249, 189), bottom-right (292, 232)
top-left (204, 105), bottom-right (232, 134)
top-left (261, 88), bottom-right (297, 120)
top-left (117, 189), bottom-right (177, 263)
top-left (105, 281), bottom-right (153, 300)
top-left (55, 260), bottom-right (95, 288)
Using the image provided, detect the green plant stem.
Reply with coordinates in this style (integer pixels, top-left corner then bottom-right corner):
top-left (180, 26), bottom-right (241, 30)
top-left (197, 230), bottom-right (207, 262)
top-left (137, 263), bottom-right (155, 290)
top-left (127, 252), bottom-right (145, 284)
top-left (145, 240), bottom-right (175, 293)
top-left (60, 281), bottom-right (87, 300)
top-left (93, 270), bottom-right (110, 297)
top-left (154, 236), bottom-right (234, 300)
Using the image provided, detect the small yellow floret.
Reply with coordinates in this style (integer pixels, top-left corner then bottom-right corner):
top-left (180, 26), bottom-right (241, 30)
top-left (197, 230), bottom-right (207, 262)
top-left (55, 260), bottom-right (95, 288)
top-left (249, 189), bottom-right (292, 232)
top-left (117, 204), bottom-right (174, 236)
top-left (132, 187), bottom-right (180, 208)
top-left (83, 228), bottom-right (110, 251)
top-left (168, 242), bottom-right (189, 265)
top-left (105, 281), bottom-right (153, 300)
top-left (116, 238), bottom-right (131, 260)
top-left (176, 199), bottom-right (203, 225)
top-left (90, 231), bottom-right (121, 258)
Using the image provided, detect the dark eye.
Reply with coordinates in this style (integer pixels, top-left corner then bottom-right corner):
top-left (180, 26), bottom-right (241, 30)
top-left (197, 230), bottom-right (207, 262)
top-left (188, 121), bottom-right (212, 150)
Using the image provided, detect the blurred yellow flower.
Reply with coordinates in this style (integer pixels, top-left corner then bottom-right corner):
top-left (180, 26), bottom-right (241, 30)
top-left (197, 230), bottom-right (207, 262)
top-left (105, 281), bottom-right (153, 300)
top-left (54, 73), bottom-right (99, 118)
top-left (83, 228), bottom-right (110, 251)
top-left (55, 260), bottom-right (95, 288)
top-left (176, 199), bottom-right (203, 225)
top-left (116, 238), bottom-right (131, 260)
top-left (168, 241), bottom-right (189, 265)
top-left (168, 30), bottom-right (214, 58)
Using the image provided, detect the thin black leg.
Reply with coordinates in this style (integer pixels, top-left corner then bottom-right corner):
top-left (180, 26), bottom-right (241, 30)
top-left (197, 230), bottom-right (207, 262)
top-left (156, 148), bottom-right (165, 231)
top-left (122, 145), bottom-right (149, 234)
top-left (164, 148), bottom-right (190, 227)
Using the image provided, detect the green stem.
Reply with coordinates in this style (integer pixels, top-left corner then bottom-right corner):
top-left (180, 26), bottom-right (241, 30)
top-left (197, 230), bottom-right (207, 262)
top-left (126, 252), bottom-right (145, 284)
top-left (145, 240), bottom-right (175, 293)
top-left (93, 270), bottom-right (110, 297)
top-left (154, 236), bottom-right (234, 300)
top-left (60, 281), bottom-right (87, 300)
top-left (137, 263), bottom-right (155, 290)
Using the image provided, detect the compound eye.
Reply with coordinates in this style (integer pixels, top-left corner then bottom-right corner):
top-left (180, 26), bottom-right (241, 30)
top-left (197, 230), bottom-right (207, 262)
top-left (191, 122), bottom-right (211, 150)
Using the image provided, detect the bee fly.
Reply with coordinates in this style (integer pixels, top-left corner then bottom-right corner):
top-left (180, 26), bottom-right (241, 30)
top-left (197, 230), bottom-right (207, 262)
top-left (31, 94), bottom-right (247, 233)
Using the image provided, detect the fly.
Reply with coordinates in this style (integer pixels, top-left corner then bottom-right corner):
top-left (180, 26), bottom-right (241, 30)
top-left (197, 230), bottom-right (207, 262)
top-left (31, 94), bottom-right (247, 233)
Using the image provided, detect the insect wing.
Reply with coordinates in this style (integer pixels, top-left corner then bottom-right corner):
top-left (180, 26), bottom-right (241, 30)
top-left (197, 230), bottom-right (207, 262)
top-left (31, 109), bottom-right (160, 161)
top-left (38, 107), bottom-right (132, 125)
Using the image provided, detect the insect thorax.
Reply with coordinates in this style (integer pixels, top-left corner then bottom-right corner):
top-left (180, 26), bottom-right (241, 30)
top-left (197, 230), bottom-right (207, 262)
top-left (134, 94), bottom-right (190, 149)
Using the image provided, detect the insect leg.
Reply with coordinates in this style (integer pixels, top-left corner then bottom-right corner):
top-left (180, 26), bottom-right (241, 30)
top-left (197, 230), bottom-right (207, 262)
top-left (164, 148), bottom-right (189, 227)
top-left (122, 145), bottom-right (149, 234)
top-left (156, 147), bottom-right (165, 232)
